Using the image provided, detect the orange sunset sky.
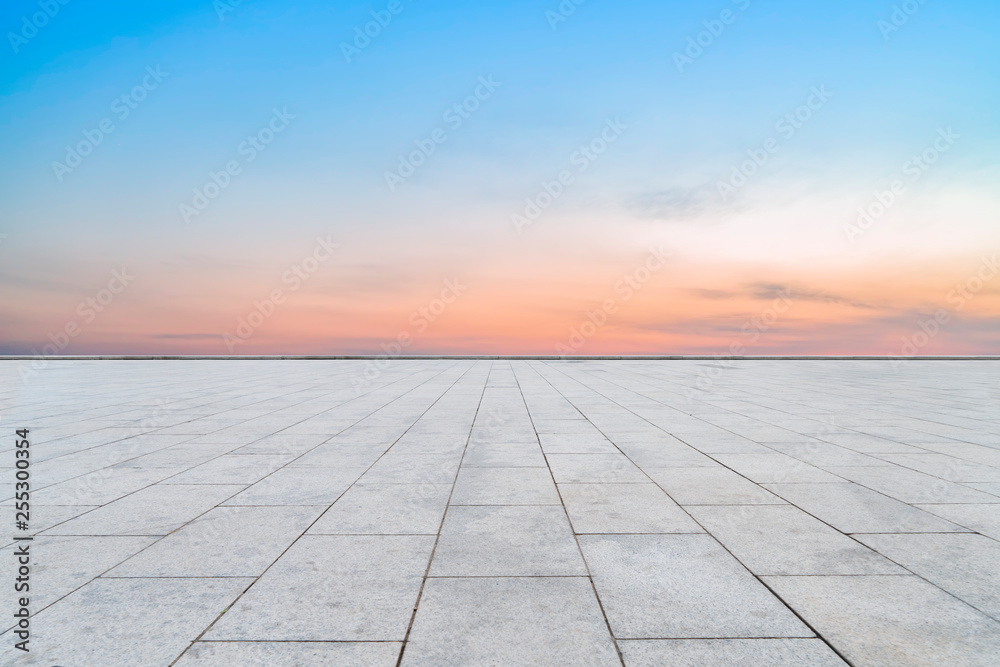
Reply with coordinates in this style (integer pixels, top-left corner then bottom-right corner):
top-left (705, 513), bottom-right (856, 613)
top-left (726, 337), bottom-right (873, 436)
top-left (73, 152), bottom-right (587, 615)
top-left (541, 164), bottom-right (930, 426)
top-left (2, 0), bottom-right (999, 355)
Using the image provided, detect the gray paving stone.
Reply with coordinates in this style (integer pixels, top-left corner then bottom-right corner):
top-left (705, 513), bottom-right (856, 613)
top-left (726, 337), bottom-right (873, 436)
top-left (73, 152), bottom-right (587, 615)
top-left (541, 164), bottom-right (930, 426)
top-left (538, 432), bottom-right (619, 454)
top-left (763, 482), bottom-right (970, 533)
top-left (913, 503), bottom-right (1000, 539)
top-left (855, 533), bottom-right (1000, 619)
top-left (360, 453), bottom-right (462, 484)
top-left (579, 534), bottom-right (812, 638)
top-left (44, 484), bottom-right (244, 535)
top-left (309, 483), bottom-right (451, 534)
top-left (8, 359), bottom-right (1000, 663)
top-left (615, 441), bottom-right (718, 468)
top-left (547, 453), bottom-right (648, 483)
top-left (231, 433), bottom-right (330, 455)
top-left (390, 437), bottom-right (469, 457)
top-left (1, 535), bottom-right (156, 612)
top-left (176, 641), bottom-right (402, 666)
top-left (969, 482), bottom-right (1000, 497)
top-left (687, 505), bottom-right (903, 575)
top-left (207, 535), bottom-right (434, 641)
top-left (110, 441), bottom-right (242, 469)
top-left (402, 577), bottom-right (620, 666)
top-left (165, 454), bottom-right (291, 485)
top-left (825, 465), bottom-right (999, 504)
top-left (32, 467), bottom-right (178, 506)
top-left (876, 453), bottom-right (1000, 483)
top-left (764, 441), bottom-right (890, 467)
top-left (619, 638), bottom-right (847, 666)
top-left (713, 453), bottom-right (843, 483)
top-left (224, 466), bottom-right (365, 505)
top-left (560, 483), bottom-right (703, 534)
top-left (646, 467), bottom-right (785, 505)
top-left (817, 431), bottom-right (924, 453)
top-left (916, 442), bottom-right (1000, 468)
top-left (3, 577), bottom-right (252, 666)
top-left (451, 467), bottom-right (560, 505)
top-left (675, 433), bottom-right (774, 454)
top-left (461, 441), bottom-right (547, 467)
top-left (764, 574), bottom-right (1000, 667)
top-left (288, 443), bottom-right (388, 468)
top-left (533, 419), bottom-right (593, 433)
top-left (106, 506), bottom-right (323, 577)
top-left (430, 505), bottom-right (586, 576)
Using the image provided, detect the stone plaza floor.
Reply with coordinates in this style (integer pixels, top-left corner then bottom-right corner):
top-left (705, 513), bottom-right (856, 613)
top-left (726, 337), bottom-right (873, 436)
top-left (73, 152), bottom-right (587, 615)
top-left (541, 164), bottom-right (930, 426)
top-left (2, 359), bottom-right (999, 665)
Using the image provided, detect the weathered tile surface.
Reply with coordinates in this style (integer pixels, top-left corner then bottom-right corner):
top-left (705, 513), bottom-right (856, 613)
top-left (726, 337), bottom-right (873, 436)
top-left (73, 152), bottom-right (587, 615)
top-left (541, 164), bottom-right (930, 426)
top-left (4, 359), bottom-right (998, 665)
top-left (402, 577), bottom-right (620, 666)
top-left (580, 534), bottom-right (812, 638)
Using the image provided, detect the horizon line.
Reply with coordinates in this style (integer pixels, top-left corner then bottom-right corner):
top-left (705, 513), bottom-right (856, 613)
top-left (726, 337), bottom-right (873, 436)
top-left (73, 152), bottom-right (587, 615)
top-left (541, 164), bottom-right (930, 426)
top-left (3, 355), bottom-right (999, 361)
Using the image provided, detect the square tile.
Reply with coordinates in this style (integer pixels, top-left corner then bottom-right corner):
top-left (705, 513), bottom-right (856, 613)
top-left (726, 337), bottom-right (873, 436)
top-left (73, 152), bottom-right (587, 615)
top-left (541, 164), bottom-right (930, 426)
top-left (105, 506), bottom-right (323, 577)
top-left (451, 467), bottom-right (560, 505)
top-left (619, 638), bottom-right (847, 666)
top-left (44, 484), bottom-right (244, 535)
top-left (687, 505), bottom-right (903, 575)
top-left (855, 533), bottom-right (1000, 619)
top-left (560, 483), bottom-right (703, 534)
top-left (764, 575), bottom-right (1000, 666)
top-left (16, 577), bottom-right (251, 665)
top-left (763, 483), bottom-right (969, 533)
top-left (309, 483), bottom-right (451, 534)
top-left (430, 506), bottom-right (586, 577)
top-left (206, 535), bottom-right (434, 641)
top-left (647, 467), bottom-right (784, 505)
top-left (580, 534), bottom-right (811, 638)
top-left (176, 641), bottom-right (401, 666)
top-left (547, 454), bottom-right (648, 483)
top-left (224, 466), bottom-right (365, 505)
top-left (402, 577), bottom-right (619, 666)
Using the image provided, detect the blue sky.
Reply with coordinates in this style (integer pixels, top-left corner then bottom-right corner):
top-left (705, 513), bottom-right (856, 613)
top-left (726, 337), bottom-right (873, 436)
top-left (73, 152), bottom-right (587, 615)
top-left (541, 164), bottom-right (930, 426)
top-left (2, 0), bottom-right (999, 354)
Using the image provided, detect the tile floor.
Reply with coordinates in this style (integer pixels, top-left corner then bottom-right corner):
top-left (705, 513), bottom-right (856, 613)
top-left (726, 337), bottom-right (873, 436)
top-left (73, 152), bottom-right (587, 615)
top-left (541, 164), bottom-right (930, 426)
top-left (1, 359), bottom-right (999, 665)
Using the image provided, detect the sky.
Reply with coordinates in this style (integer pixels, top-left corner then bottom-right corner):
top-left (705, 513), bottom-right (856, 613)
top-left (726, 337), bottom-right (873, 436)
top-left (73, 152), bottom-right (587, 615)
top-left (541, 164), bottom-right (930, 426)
top-left (1, 0), bottom-right (998, 356)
